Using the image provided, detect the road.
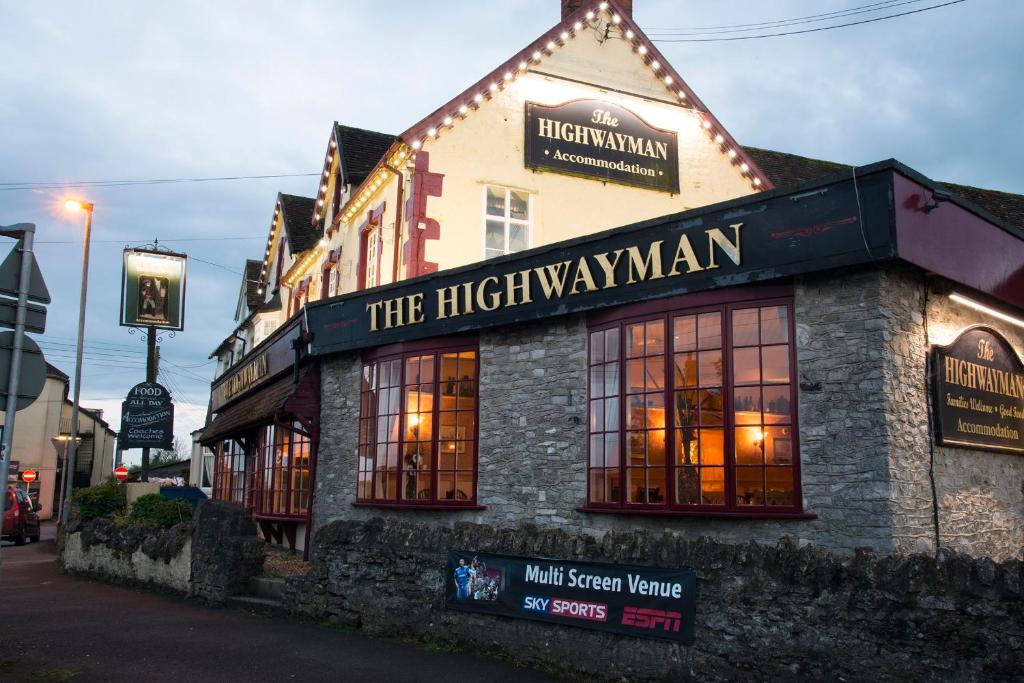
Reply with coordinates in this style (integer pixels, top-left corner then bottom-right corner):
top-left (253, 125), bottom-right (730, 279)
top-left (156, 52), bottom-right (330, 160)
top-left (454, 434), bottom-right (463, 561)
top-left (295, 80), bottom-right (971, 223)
top-left (0, 525), bottom-right (560, 682)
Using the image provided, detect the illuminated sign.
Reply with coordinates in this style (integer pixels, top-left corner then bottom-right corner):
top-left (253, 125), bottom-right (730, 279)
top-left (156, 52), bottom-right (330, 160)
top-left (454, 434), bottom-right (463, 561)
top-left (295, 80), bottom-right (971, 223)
top-left (120, 249), bottom-right (187, 331)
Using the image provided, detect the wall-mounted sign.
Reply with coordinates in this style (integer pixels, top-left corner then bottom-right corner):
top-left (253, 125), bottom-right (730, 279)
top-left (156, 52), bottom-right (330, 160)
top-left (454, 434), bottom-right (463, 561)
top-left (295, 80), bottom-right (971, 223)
top-left (210, 318), bottom-right (303, 412)
top-left (120, 382), bottom-right (174, 449)
top-left (120, 249), bottom-right (187, 331)
top-left (307, 165), bottom-right (897, 356)
top-left (932, 326), bottom-right (1024, 454)
top-left (525, 99), bottom-right (679, 193)
top-left (446, 551), bottom-right (696, 644)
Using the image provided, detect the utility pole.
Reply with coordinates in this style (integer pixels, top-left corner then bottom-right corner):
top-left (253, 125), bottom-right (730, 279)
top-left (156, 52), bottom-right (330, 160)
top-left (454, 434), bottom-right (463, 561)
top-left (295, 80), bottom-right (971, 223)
top-left (140, 325), bottom-right (157, 482)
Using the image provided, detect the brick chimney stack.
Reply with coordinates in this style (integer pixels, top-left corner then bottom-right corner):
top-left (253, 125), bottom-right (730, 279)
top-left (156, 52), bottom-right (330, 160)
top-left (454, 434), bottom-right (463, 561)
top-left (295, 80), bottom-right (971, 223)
top-left (562, 0), bottom-right (632, 20)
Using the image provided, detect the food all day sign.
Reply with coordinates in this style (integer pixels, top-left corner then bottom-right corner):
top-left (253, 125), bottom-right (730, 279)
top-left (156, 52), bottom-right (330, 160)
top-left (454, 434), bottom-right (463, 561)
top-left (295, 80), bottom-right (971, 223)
top-left (120, 382), bottom-right (174, 449)
top-left (933, 327), bottom-right (1024, 454)
top-left (446, 551), bottom-right (696, 643)
top-left (525, 99), bottom-right (679, 193)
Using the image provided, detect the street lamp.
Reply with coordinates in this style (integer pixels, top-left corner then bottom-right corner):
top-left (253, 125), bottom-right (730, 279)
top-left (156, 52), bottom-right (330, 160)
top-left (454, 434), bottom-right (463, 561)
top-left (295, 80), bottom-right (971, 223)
top-left (60, 199), bottom-right (93, 527)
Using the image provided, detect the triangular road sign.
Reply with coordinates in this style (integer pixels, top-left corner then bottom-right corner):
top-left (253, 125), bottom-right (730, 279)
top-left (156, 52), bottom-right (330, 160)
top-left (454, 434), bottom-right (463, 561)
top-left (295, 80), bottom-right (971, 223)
top-left (0, 245), bottom-right (50, 304)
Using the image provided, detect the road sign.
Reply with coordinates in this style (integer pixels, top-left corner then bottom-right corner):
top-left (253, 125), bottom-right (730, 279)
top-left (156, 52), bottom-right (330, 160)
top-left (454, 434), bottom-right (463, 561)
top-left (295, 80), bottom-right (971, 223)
top-left (0, 297), bottom-right (46, 334)
top-left (0, 245), bottom-right (50, 304)
top-left (120, 382), bottom-right (174, 449)
top-left (114, 465), bottom-right (129, 481)
top-left (0, 332), bottom-right (46, 411)
top-left (21, 469), bottom-right (36, 483)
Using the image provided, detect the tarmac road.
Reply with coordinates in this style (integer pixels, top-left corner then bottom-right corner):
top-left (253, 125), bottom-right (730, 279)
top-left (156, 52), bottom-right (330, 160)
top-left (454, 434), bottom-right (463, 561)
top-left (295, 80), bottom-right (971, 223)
top-left (0, 525), bottom-right (560, 683)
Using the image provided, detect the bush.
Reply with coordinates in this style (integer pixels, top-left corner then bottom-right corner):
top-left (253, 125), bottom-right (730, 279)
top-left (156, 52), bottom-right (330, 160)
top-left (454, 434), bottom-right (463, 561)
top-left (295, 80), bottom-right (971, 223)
top-left (71, 477), bottom-right (127, 521)
top-left (130, 494), bottom-right (194, 528)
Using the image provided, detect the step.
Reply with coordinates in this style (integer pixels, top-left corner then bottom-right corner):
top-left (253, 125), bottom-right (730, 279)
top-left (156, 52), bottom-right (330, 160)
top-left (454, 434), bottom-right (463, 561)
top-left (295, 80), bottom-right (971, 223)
top-left (225, 594), bottom-right (286, 617)
top-left (249, 576), bottom-right (287, 600)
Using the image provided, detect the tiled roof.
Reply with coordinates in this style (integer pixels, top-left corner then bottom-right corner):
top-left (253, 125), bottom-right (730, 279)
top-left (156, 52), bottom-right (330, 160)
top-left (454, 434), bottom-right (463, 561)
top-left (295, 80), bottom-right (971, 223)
top-left (746, 147), bottom-right (1024, 231)
top-left (334, 123), bottom-right (397, 187)
top-left (244, 260), bottom-right (262, 310)
top-left (278, 193), bottom-right (318, 254)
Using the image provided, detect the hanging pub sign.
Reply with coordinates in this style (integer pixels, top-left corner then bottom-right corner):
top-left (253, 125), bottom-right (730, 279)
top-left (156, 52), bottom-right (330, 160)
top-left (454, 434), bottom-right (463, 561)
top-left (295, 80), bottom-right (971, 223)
top-left (120, 248), bottom-right (187, 331)
top-left (446, 551), bottom-right (697, 644)
top-left (525, 99), bottom-right (679, 193)
top-left (119, 382), bottom-right (174, 449)
top-left (932, 326), bottom-right (1024, 454)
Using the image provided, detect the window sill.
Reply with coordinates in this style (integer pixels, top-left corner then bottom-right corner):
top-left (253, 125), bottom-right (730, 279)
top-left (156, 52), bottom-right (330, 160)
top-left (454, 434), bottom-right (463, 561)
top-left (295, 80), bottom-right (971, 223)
top-left (353, 502), bottom-right (486, 512)
top-left (576, 506), bottom-right (817, 520)
top-left (252, 512), bottom-right (308, 521)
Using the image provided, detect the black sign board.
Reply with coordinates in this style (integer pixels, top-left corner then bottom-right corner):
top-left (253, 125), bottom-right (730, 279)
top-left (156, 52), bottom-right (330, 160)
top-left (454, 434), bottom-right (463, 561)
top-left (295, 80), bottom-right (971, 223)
top-left (307, 164), bottom-right (896, 357)
top-left (119, 382), bottom-right (174, 449)
top-left (446, 551), bottom-right (697, 644)
top-left (525, 99), bottom-right (679, 193)
top-left (932, 326), bottom-right (1024, 454)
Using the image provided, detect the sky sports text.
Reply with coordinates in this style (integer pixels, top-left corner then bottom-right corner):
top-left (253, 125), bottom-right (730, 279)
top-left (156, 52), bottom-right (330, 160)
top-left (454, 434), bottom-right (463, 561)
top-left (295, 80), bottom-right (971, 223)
top-left (523, 595), bottom-right (608, 622)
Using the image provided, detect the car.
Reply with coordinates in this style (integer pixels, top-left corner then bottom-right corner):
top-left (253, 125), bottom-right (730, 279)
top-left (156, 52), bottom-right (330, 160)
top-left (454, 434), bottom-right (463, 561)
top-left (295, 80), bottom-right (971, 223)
top-left (2, 486), bottom-right (41, 545)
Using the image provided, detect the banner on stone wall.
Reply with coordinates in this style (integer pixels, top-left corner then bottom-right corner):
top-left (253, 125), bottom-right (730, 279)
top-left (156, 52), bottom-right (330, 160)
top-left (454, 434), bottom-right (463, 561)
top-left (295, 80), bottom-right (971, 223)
top-left (445, 550), bottom-right (697, 644)
top-left (932, 326), bottom-right (1024, 454)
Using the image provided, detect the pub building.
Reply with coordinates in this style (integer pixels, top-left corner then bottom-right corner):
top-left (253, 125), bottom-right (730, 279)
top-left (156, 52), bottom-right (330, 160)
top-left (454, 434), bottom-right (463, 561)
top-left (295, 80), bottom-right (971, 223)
top-left (201, 0), bottom-right (1024, 568)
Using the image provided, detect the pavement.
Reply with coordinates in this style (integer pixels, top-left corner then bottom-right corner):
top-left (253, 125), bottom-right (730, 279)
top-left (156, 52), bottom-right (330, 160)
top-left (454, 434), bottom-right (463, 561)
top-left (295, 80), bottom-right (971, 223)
top-left (0, 524), bottom-right (560, 683)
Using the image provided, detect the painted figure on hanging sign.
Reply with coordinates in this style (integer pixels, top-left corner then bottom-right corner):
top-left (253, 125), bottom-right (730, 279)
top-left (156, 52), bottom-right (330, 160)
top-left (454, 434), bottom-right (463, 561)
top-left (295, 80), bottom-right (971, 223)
top-left (120, 248), bottom-right (187, 331)
top-left (137, 274), bottom-right (170, 325)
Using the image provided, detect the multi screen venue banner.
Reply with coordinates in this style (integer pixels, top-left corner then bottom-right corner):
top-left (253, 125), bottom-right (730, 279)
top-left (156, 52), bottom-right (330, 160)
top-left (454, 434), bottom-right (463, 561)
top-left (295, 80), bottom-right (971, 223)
top-left (445, 551), bottom-right (697, 644)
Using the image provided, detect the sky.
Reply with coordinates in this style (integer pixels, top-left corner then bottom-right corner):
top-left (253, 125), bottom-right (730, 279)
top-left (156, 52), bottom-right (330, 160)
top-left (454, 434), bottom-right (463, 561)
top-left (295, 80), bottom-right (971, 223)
top-left (1, 0), bottom-right (1020, 465)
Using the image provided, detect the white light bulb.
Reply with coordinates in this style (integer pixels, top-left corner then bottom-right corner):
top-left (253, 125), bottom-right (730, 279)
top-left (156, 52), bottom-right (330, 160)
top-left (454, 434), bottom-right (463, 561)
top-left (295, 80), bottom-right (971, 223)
top-left (702, 120), bottom-right (712, 129)
top-left (678, 90), bottom-right (686, 99)
top-left (585, 10), bottom-right (594, 19)
top-left (474, 93), bottom-right (483, 103)
top-left (532, 50), bottom-right (542, 60)
top-left (728, 149), bottom-right (737, 158)
top-left (322, 170), bottom-right (329, 177)
top-left (574, 21), bottom-right (582, 30)
top-left (503, 71), bottom-right (512, 80)
top-left (321, 183), bottom-right (327, 191)
top-left (546, 41), bottom-right (556, 51)
top-left (443, 116), bottom-right (452, 126)
top-left (489, 82), bottom-right (499, 92)
top-left (411, 139), bottom-right (422, 150)
top-left (753, 178), bottom-right (762, 186)
top-left (459, 104), bottom-right (468, 114)
top-left (651, 60), bottom-right (660, 71)
top-left (625, 29), bottom-right (634, 39)
top-left (518, 61), bottom-right (527, 70)
top-left (714, 134), bottom-right (724, 144)
top-left (664, 75), bottom-right (673, 85)
top-left (638, 45), bottom-right (647, 55)
top-left (427, 127), bottom-right (437, 137)
top-left (317, 199), bottom-right (324, 207)
top-left (560, 31), bottom-right (569, 41)
top-left (740, 163), bottom-right (750, 173)
top-left (330, 140), bottom-right (336, 149)
top-left (612, 14), bottom-right (621, 24)
top-left (599, 1), bottom-right (608, 9)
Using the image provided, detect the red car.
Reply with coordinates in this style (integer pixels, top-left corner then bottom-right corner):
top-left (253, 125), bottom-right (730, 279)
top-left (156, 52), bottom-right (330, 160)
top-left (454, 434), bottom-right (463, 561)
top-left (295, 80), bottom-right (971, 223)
top-left (3, 486), bottom-right (41, 545)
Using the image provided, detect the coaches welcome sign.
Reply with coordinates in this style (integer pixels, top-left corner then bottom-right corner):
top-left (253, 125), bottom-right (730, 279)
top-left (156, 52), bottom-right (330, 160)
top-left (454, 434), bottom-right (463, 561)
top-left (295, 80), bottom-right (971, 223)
top-left (446, 550), bottom-right (696, 643)
top-left (525, 99), bottom-right (679, 193)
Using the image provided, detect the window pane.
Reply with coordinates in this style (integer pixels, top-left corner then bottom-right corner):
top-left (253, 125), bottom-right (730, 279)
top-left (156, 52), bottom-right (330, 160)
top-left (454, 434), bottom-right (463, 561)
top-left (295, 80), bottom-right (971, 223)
top-left (647, 468), bottom-right (665, 504)
top-left (699, 428), bottom-right (724, 465)
top-left (701, 467), bottom-right (726, 505)
top-left (459, 351), bottom-right (477, 380)
top-left (455, 473), bottom-right (473, 501)
top-left (766, 467), bottom-right (794, 506)
top-left (590, 331), bottom-right (605, 364)
top-left (674, 352), bottom-right (697, 387)
top-left (485, 220), bottom-right (506, 250)
top-left (604, 328), bottom-right (620, 360)
top-left (698, 312), bottom-right (721, 349)
top-left (676, 428), bottom-right (698, 465)
top-left (590, 400), bottom-right (604, 432)
top-left (484, 248), bottom-right (504, 259)
top-left (604, 432), bottom-right (620, 467)
top-left (698, 350), bottom-right (723, 386)
top-left (646, 321), bottom-right (665, 356)
top-left (590, 434), bottom-right (604, 467)
top-left (760, 306), bottom-right (789, 344)
top-left (673, 316), bottom-right (696, 352)
top-left (736, 467), bottom-right (765, 506)
top-left (604, 397), bottom-right (620, 432)
top-left (626, 359), bottom-right (645, 394)
top-left (763, 385), bottom-right (791, 424)
top-left (627, 468), bottom-right (645, 503)
top-left (648, 429), bottom-right (666, 465)
top-left (699, 388), bottom-right (724, 425)
top-left (734, 386), bottom-right (762, 425)
top-left (732, 347), bottom-right (760, 385)
top-left (486, 187), bottom-right (505, 216)
top-left (761, 345), bottom-right (790, 384)
top-left (675, 390), bottom-right (698, 427)
top-left (676, 467), bottom-right (699, 504)
top-left (509, 190), bottom-right (529, 220)
top-left (627, 431), bottom-right (645, 466)
top-left (732, 308), bottom-right (759, 346)
top-left (590, 366), bottom-right (605, 398)
top-left (603, 363), bottom-right (619, 398)
top-left (590, 471), bottom-right (607, 504)
top-left (441, 353), bottom-right (459, 383)
top-left (509, 223), bottom-right (528, 252)
top-left (645, 356), bottom-right (665, 391)
top-left (626, 323), bottom-right (645, 357)
top-left (437, 472), bottom-right (455, 500)
top-left (764, 426), bottom-right (794, 465)
top-left (646, 394), bottom-right (665, 428)
top-left (735, 427), bottom-right (765, 465)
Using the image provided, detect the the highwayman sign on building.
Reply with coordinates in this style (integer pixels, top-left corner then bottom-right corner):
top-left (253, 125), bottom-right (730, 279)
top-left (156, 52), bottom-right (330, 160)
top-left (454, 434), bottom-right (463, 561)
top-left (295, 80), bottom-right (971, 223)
top-left (210, 319), bottom-right (304, 412)
top-left (932, 326), bottom-right (1024, 454)
top-left (306, 164), bottom-right (898, 356)
top-left (446, 551), bottom-right (697, 644)
top-left (525, 99), bottom-right (679, 193)
top-left (120, 382), bottom-right (174, 450)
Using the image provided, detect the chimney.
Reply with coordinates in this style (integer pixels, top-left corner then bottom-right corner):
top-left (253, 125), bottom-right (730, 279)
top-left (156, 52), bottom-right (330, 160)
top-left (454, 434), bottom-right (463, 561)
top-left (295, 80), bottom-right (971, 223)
top-left (562, 0), bottom-right (632, 20)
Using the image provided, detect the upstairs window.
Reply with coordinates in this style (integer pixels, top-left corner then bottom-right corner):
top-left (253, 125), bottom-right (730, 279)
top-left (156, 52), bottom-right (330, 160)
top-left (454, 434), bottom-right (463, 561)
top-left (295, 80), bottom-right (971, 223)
top-left (358, 342), bottom-right (479, 507)
top-left (587, 299), bottom-right (800, 514)
top-left (484, 186), bottom-right (530, 259)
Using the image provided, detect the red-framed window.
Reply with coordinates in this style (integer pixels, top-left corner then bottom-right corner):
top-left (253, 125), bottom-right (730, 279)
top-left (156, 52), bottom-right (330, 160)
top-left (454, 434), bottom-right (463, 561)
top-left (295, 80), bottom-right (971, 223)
top-left (587, 297), bottom-right (800, 514)
top-left (357, 339), bottom-right (479, 506)
top-left (250, 422), bottom-right (312, 517)
top-left (211, 438), bottom-right (247, 507)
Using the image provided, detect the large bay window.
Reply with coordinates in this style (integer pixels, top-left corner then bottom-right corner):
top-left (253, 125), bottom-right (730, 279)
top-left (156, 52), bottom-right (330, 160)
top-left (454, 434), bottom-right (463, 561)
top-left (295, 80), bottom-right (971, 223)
top-left (212, 439), bottom-right (247, 506)
top-left (251, 422), bottom-right (312, 517)
top-left (587, 297), bottom-right (800, 514)
top-left (484, 186), bottom-right (530, 259)
top-left (358, 340), bottom-right (479, 506)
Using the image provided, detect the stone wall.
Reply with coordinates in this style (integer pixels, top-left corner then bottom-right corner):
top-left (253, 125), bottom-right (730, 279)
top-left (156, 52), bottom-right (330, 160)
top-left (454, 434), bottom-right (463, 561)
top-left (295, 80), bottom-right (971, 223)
top-left (61, 499), bottom-right (265, 602)
top-left (287, 517), bottom-right (1023, 682)
top-left (882, 267), bottom-right (1024, 560)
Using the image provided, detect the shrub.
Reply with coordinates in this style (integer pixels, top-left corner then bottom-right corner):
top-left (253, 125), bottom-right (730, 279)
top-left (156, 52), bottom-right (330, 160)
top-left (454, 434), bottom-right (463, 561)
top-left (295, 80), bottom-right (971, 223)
top-left (71, 477), bottom-right (127, 521)
top-left (130, 494), bottom-right (194, 528)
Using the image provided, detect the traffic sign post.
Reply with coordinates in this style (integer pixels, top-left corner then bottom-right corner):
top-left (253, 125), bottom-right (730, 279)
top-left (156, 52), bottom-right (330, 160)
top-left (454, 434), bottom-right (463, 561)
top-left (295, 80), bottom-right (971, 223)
top-left (114, 465), bottom-right (128, 481)
top-left (21, 469), bottom-right (36, 483)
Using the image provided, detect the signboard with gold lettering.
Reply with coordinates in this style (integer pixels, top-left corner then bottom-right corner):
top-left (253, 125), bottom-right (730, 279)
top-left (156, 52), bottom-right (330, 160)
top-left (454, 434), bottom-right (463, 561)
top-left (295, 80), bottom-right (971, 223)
top-left (933, 327), bottom-right (1024, 454)
top-left (210, 319), bottom-right (303, 412)
top-left (525, 100), bottom-right (679, 193)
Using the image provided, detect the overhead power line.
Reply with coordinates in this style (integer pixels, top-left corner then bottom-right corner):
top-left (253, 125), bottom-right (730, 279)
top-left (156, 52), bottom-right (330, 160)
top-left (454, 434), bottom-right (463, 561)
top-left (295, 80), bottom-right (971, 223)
top-left (645, 0), bottom-right (924, 33)
top-left (649, 0), bottom-right (967, 42)
top-left (36, 236), bottom-right (263, 244)
top-left (0, 172), bottom-right (319, 192)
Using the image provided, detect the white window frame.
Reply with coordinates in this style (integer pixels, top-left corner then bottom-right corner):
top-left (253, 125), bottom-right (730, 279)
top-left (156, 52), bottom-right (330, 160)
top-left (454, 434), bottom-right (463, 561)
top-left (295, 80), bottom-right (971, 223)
top-left (365, 229), bottom-right (380, 288)
top-left (482, 185), bottom-right (532, 259)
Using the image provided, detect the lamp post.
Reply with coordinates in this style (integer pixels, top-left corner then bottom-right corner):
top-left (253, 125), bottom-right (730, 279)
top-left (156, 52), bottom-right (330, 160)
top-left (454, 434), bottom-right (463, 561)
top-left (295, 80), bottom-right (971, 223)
top-left (60, 199), bottom-right (93, 527)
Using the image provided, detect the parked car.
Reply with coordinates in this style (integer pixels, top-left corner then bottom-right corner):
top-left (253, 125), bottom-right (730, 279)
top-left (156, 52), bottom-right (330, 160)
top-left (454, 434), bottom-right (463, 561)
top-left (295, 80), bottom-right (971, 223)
top-left (2, 486), bottom-right (40, 545)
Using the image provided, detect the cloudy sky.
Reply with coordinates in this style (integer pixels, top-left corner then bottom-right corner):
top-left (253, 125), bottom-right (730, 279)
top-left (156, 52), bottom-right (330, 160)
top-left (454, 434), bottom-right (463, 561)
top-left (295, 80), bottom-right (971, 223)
top-left (1, 0), bottom-right (1019, 463)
